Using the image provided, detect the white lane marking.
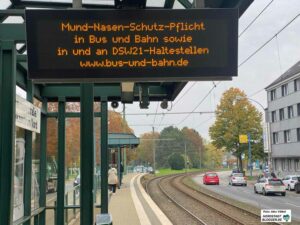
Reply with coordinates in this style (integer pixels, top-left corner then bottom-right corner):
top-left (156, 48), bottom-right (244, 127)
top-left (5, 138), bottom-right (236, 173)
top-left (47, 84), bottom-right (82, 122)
top-left (130, 174), bottom-right (151, 225)
top-left (285, 202), bottom-right (300, 208)
top-left (136, 174), bottom-right (173, 225)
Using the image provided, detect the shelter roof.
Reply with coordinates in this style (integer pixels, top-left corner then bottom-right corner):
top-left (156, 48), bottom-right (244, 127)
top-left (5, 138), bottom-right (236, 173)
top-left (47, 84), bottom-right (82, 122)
top-left (108, 133), bottom-right (140, 148)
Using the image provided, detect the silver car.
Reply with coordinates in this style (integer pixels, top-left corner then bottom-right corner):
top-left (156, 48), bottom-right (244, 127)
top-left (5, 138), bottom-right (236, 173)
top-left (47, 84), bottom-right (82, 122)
top-left (229, 173), bottom-right (247, 186)
top-left (254, 178), bottom-right (286, 196)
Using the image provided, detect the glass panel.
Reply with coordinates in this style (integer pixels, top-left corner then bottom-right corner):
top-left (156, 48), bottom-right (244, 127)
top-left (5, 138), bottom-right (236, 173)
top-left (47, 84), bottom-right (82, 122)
top-left (48, 102), bottom-right (58, 112)
top-left (66, 102), bottom-right (80, 113)
top-left (13, 127), bottom-right (25, 222)
top-left (65, 118), bottom-right (80, 208)
top-left (32, 132), bottom-right (41, 210)
top-left (46, 118), bottom-right (58, 202)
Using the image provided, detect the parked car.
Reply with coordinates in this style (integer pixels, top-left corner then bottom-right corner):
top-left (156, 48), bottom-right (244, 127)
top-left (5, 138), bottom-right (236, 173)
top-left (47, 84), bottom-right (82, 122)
top-left (229, 173), bottom-right (247, 186)
top-left (203, 172), bottom-right (219, 185)
top-left (282, 175), bottom-right (300, 191)
top-left (254, 177), bottom-right (286, 196)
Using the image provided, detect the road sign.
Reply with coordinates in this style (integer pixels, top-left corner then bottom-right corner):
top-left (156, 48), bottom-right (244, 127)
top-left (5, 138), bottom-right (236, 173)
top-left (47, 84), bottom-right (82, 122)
top-left (16, 95), bottom-right (41, 133)
top-left (25, 9), bottom-right (238, 82)
top-left (239, 134), bottom-right (248, 144)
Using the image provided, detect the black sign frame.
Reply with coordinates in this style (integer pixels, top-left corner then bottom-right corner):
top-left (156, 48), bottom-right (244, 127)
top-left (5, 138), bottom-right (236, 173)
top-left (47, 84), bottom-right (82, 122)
top-left (25, 9), bottom-right (238, 82)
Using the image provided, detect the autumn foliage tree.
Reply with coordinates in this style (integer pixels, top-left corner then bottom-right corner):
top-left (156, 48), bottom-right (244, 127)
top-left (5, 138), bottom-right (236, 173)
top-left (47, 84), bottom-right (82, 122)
top-left (209, 88), bottom-right (263, 172)
top-left (46, 102), bottom-right (135, 169)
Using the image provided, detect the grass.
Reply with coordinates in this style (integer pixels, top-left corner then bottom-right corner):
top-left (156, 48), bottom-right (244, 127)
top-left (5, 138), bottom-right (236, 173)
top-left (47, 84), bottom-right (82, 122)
top-left (156, 167), bottom-right (231, 177)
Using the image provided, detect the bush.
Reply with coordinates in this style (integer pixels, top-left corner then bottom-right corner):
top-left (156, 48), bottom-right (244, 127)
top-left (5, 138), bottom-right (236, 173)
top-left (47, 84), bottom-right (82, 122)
top-left (168, 153), bottom-right (185, 170)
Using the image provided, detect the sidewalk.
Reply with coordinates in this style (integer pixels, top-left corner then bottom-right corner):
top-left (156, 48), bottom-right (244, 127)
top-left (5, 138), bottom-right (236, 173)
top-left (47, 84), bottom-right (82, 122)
top-left (108, 173), bottom-right (140, 225)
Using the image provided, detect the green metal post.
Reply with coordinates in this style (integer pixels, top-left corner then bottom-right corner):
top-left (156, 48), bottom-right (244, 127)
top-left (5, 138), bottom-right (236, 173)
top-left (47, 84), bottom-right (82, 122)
top-left (80, 84), bottom-right (94, 225)
top-left (0, 41), bottom-right (16, 225)
top-left (101, 98), bottom-right (108, 214)
top-left (39, 99), bottom-right (47, 225)
top-left (24, 80), bottom-right (33, 225)
top-left (56, 98), bottom-right (66, 225)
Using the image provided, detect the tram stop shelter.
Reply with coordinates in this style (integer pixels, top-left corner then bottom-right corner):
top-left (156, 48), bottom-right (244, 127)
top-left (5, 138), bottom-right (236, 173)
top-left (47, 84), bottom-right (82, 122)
top-left (108, 133), bottom-right (140, 185)
top-left (0, 0), bottom-right (253, 225)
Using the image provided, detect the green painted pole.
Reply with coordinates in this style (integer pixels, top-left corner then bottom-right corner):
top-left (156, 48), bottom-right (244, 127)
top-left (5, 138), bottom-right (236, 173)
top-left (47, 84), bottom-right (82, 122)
top-left (0, 41), bottom-right (16, 225)
top-left (56, 98), bottom-right (66, 225)
top-left (80, 84), bottom-right (94, 225)
top-left (24, 80), bottom-right (33, 225)
top-left (101, 98), bottom-right (108, 214)
top-left (39, 99), bottom-right (47, 225)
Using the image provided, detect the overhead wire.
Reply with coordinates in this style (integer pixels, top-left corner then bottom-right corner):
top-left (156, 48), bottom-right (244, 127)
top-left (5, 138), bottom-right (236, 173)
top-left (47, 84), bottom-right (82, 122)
top-left (176, 82), bottom-right (220, 125)
top-left (239, 0), bottom-right (274, 37)
top-left (238, 13), bottom-right (300, 68)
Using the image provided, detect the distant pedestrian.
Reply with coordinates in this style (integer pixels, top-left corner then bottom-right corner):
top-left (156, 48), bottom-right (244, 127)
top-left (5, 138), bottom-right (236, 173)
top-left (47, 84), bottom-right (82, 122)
top-left (108, 165), bottom-right (118, 194)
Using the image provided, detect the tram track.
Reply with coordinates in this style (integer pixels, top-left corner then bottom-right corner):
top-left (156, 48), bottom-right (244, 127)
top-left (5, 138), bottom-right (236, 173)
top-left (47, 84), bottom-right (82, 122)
top-left (146, 173), bottom-right (282, 225)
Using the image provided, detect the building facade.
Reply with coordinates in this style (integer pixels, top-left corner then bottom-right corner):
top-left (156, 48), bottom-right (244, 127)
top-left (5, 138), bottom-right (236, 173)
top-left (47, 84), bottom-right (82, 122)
top-left (266, 61), bottom-right (300, 177)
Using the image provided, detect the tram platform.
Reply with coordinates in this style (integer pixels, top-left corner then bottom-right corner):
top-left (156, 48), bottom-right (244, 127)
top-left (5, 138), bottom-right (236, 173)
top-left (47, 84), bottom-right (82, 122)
top-left (108, 173), bottom-right (172, 225)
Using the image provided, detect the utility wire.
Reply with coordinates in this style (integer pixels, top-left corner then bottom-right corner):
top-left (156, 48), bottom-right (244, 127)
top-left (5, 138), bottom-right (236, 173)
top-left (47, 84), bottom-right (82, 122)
top-left (239, 0), bottom-right (274, 37)
top-left (124, 111), bottom-right (215, 116)
top-left (177, 82), bottom-right (220, 125)
top-left (172, 82), bottom-right (197, 107)
top-left (152, 102), bottom-right (159, 126)
top-left (239, 13), bottom-right (300, 68)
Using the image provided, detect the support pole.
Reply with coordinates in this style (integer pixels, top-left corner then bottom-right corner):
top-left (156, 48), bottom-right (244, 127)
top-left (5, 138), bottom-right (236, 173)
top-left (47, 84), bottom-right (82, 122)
top-left (80, 84), bottom-right (94, 225)
top-left (101, 98), bottom-right (108, 214)
top-left (39, 99), bottom-right (47, 225)
top-left (0, 41), bottom-right (16, 225)
top-left (248, 133), bottom-right (252, 177)
top-left (152, 126), bottom-right (156, 175)
top-left (56, 98), bottom-right (66, 225)
top-left (24, 80), bottom-right (33, 225)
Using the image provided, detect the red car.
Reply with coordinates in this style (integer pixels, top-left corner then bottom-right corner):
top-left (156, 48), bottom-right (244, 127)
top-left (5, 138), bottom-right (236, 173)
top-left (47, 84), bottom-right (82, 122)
top-left (203, 172), bottom-right (219, 185)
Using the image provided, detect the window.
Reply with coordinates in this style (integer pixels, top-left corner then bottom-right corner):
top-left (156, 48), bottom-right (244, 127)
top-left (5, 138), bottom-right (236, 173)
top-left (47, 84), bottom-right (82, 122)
top-left (282, 159), bottom-right (286, 171)
top-left (270, 89), bottom-right (276, 101)
top-left (281, 84), bottom-right (288, 97)
top-left (288, 159), bottom-right (292, 171)
top-left (271, 111), bottom-right (276, 122)
top-left (295, 78), bottom-right (300, 91)
top-left (297, 128), bottom-right (300, 142)
top-left (295, 159), bottom-right (300, 171)
top-left (279, 108), bottom-right (285, 120)
top-left (284, 130), bottom-right (291, 143)
top-left (298, 103), bottom-right (300, 116)
top-left (288, 106), bottom-right (294, 118)
top-left (272, 132), bottom-right (278, 144)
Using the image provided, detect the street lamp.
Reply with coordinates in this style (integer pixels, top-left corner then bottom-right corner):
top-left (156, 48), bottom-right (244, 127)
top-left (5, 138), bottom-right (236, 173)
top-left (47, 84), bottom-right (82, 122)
top-left (235, 96), bottom-right (272, 172)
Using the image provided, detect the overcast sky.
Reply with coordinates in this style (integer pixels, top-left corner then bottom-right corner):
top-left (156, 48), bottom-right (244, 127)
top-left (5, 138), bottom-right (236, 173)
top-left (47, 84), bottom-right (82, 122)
top-left (2, 0), bottom-right (300, 140)
top-left (122, 0), bottom-right (300, 140)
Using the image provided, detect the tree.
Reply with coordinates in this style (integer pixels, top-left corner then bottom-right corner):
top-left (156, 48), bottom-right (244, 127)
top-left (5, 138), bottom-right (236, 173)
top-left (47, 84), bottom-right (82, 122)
top-left (182, 127), bottom-right (204, 168)
top-left (209, 88), bottom-right (263, 172)
top-left (156, 126), bottom-right (185, 168)
top-left (136, 132), bottom-right (160, 166)
top-left (168, 153), bottom-right (185, 170)
top-left (203, 142), bottom-right (225, 169)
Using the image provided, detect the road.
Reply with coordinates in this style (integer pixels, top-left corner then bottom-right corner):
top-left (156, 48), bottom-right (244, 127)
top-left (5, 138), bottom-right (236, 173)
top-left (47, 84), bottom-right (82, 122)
top-left (192, 171), bottom-right (300, 221)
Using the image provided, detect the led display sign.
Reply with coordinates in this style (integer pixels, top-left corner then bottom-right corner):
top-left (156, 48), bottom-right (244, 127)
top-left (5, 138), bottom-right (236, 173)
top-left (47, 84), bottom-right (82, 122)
top-left (25, 9), bottom-right (238, 82)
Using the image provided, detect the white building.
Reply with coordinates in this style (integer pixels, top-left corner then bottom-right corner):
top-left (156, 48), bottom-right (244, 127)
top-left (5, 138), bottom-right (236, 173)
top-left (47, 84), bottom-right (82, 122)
top-left (266, 61), bottom-right (300, 176)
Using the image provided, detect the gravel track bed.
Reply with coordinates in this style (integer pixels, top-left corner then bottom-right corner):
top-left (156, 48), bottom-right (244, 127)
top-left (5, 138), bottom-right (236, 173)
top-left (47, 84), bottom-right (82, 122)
top-left (159, 175), bottom-right (237, 225)
top-left (147, 176), bottom-right (205, 225)
top-left (173, 175), bottom-right (262, 225)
